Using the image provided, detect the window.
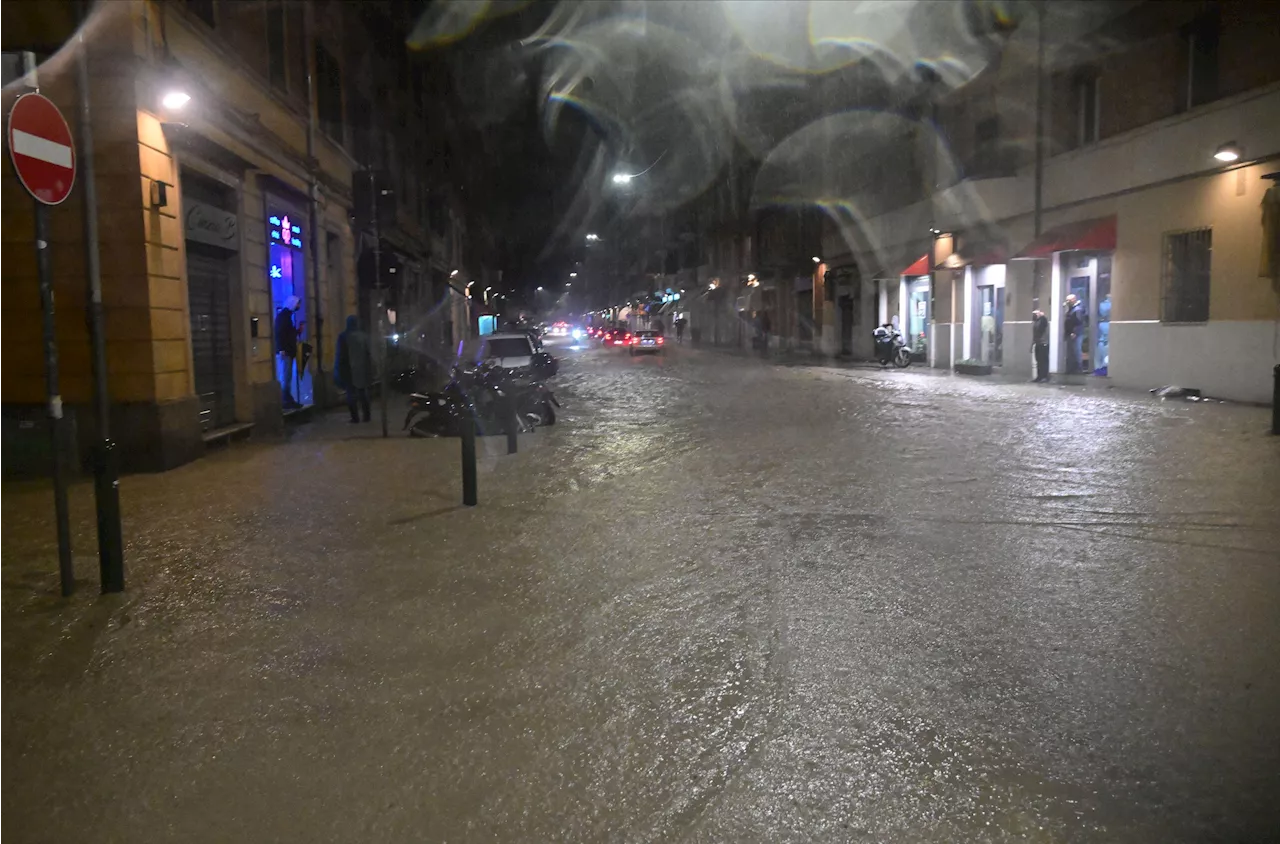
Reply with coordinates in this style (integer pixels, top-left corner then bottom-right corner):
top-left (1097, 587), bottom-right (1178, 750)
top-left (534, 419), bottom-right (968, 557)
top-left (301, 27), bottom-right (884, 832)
top-left (1161, 228), bottom-right (1211, 323)
top-left (266, 1), bottom-right (286, 91)
top-left (315, 44), bottom-right (343, 142)
top-left (1075, 74), bottom-right (1100, 145)
top-left (187, 0), bottom-right (215, 28)
top-left (972, 115), bottom-right (1001, 176)
top-left (1182, 10), bottom-right (1220, 110)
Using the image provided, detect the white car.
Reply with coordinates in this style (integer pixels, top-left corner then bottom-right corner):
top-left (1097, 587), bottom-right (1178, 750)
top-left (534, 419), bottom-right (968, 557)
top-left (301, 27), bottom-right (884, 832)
top-left (469, 333), bottom-right (537, 369)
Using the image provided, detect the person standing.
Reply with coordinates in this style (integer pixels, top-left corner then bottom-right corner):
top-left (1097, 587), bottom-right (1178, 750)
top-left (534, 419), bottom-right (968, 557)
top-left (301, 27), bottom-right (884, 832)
top-left (1032, 309), bottom-right (1050, 382)
top-left (1063, 294), bottom-right (1086, 374)
top-left (675, 317), bottom-right (685, 344)
top-left (275, 295), bottom-right (302, 408)
top-left (334, 315), bottom-right (374, 423)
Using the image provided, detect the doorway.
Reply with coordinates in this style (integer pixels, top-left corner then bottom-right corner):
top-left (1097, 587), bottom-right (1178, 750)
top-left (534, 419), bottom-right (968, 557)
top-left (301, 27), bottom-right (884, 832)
top-left (186, 245), bottom-right (236, 431)
top-left (976, 283), bottom-right (1004, 365)
top-left (838, 295), bottom-right (854, 355)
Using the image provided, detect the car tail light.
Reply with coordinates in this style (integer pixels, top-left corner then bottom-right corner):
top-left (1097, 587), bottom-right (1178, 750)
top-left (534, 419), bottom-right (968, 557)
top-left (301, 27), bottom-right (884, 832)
top-left (657, 337), bottom-right (664, 344)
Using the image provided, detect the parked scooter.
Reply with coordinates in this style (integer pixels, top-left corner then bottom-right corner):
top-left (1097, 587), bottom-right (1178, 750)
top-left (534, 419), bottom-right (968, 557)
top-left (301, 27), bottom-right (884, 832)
top-left (873, 323), bottom-right (912, 368)
top-left (402, 362), bottom-right (559, 437)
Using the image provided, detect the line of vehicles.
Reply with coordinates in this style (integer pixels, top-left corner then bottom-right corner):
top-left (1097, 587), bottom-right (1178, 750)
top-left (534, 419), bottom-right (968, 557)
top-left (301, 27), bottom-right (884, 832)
top-left (583, 324), bottom-right (666, 356)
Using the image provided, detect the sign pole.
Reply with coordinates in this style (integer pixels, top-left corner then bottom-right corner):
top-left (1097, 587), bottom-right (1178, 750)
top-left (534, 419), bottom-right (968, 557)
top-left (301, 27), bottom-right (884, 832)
top-left (77, 15), bottom-right (124, 593)
top-left (371, 170), bottom-right (389, 438)
top-left (35, 199), bottom-right (75, 596)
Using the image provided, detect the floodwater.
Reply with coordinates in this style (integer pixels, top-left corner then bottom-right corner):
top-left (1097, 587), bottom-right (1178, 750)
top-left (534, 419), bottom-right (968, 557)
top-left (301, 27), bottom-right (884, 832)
top-left (4, 340), bottom-right (1279, 843)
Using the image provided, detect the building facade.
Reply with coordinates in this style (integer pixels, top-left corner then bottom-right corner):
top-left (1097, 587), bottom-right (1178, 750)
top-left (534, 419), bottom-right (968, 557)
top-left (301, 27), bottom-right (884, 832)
top-left (852, 0), bottom-right (1280, 403)
top-left (3, 0), bottom-right (486, 475)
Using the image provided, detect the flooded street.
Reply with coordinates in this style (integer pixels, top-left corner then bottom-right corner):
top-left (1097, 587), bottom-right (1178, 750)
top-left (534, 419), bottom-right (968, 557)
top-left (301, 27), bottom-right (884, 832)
top-left (4, 341), bottom-right (1279, 843)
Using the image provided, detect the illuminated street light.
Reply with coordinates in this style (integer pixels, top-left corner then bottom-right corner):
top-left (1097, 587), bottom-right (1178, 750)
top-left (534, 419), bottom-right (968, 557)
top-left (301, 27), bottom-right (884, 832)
top-left (611, 173), bottom-right (633, 185)
top-left (569, 272), bottom-right (578, 277)
top-left (586, 233), bottom-right (600, 241)
top-left (536, 286), bottom-right (544, 291)
top-left (812, 256), bottom-right (821, 263)
top-left (161, 90), bottom-right (191, 110)
top-left (450, 269), bottom-right (459, 278)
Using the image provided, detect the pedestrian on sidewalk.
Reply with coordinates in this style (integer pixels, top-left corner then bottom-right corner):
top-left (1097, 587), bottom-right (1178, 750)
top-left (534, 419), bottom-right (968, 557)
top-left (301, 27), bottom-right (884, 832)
top-left (334, 315), bottom-right (374, 423)
top-left (276, 296), bottom-right (302, 408)
top-left (1032, 309), bottom-right (1050, 382)
top-left (675, 318), bottom-right (685, 344)
top-left (1063, 294), bottom-right (1086, 373)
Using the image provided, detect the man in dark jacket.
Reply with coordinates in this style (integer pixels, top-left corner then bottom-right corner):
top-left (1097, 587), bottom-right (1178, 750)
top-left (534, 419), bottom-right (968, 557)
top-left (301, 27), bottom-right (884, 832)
top-left (1063, 294), bottom-right (1086, 373)
top-left (276, 296), bottom-right (301, 407)
top-left (334, 315), bottom-right (374, 423)
top-left (1032, 309), bottom-right (1050, 382)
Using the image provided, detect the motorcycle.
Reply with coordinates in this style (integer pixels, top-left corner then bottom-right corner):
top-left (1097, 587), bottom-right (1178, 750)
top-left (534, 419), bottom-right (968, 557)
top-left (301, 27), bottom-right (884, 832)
top-left (403, 362), bottom-right (559, 437)
top-left (873, 324), bottom-right (912, 368)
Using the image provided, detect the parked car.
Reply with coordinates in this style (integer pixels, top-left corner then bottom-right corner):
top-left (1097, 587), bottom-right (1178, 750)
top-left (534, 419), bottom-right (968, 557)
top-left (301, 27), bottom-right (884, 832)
top-left (463, 333), bottom-right (558, 378)
top-left (628, 330), bottom-right (665, 355)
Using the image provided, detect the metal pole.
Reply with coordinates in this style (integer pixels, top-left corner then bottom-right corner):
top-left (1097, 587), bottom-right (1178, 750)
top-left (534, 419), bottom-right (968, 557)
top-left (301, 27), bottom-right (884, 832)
top-left (371, 171), bottom-right (388, 437)
top-left (36, 203), bottom-right (75, 596)
top-left (1272, 364), bottom-right (1279, 436)
top-left (22, 52), bottom-right (74, 597)
top-left (506, 396), bottom-right (518, 454)
top-left (460, 414), bottom-right (478, 506)
top-left (76, 15), bottom-right (124, 593)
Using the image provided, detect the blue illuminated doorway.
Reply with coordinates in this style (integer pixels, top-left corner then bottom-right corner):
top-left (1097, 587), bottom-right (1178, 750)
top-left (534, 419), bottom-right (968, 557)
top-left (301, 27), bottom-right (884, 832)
top-left (268, 209), bottom-right (311, 408)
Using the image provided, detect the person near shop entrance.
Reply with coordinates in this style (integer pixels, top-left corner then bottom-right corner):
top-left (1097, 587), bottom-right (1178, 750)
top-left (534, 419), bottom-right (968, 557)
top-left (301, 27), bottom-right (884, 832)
top-left (276, 296), bottom-right (302, 408)
top-left (675, 317), bottom-right (686, 344)
top-left (334, 315), bottom-right (374, 424)
top-left (1063, 294), bottom-right (1086, 374)
top-left (1032, 309), bottom-right (1050, 382)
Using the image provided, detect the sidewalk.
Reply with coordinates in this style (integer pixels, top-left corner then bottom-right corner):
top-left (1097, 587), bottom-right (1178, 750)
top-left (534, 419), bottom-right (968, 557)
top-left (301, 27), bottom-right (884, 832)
top-left (690, 339), bottom-right (1257, 406)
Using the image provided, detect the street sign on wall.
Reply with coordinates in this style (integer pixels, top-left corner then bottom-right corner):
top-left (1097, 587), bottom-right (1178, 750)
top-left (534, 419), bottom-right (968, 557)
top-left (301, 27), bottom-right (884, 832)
top-left (6, 92), bottom-right (76, 205)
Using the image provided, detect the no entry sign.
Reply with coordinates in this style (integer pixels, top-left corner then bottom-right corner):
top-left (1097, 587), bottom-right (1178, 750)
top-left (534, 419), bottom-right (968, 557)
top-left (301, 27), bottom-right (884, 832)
top-left (7, 93), bottom-right (76, 205)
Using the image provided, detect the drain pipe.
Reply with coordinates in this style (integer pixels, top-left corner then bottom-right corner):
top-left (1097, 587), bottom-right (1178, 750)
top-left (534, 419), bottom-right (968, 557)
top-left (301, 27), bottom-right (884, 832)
top-left (305, 3), bottom-right (325, 403)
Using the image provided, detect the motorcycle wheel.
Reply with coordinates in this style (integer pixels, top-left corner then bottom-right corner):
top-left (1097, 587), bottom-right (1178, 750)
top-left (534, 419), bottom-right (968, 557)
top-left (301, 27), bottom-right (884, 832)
top-left (894, 348), bottom-right (912, 368)
top-left (540, 401), bottom-right (557, 426)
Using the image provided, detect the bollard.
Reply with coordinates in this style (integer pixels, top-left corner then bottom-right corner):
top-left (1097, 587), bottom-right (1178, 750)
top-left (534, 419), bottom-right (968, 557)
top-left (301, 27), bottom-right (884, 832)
top-left (1273, 364), bottom-right (1279, 436)
top-left (460, 413), bottom-right (478, 506)
top-left (506, 398), bottom-right (519, 455)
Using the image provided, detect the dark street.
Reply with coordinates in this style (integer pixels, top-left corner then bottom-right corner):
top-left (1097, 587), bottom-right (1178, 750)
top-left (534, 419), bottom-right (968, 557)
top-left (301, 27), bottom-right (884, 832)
top-left (4, 341), bottom-right (1279, 843)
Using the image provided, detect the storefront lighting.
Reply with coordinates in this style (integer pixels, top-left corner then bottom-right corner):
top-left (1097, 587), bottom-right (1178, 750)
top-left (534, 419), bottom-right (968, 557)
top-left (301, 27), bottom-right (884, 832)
top-left (161, 90), bottom-right (191, 110)
top-left (1214, 142), bottom-right (1240, 162)
top-left (450, 269), bottom-right (459, 277)
top-left (812, 256), bottom-right (821, 263)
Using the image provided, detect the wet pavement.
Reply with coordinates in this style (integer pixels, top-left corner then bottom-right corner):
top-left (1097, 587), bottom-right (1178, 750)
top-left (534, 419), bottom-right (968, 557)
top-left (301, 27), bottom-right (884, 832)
top-left (4, 339), bottom-right (1279, 843)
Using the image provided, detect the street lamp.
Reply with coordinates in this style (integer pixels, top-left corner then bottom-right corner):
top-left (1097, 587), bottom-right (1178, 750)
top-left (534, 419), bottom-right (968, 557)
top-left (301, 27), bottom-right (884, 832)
top-left (450, 269), bottom-right (459, 278)
top-left (569, 272), bottom-right (578, 278)
top-left (536, 286), bottom-right (544, 291)
top-left (161, 90), bottom-right (190, 110)
top-left (812, 256), bottom-right (821, 263)
top-left (586, 233), bottom-right (600, 242)
top-left (611, 173), bottom-right (633, 185)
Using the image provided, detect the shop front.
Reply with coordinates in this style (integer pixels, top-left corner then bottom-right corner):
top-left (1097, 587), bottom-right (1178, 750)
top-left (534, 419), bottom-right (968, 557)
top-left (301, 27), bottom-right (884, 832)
top-left (1010, 215), bottom-right (1116, 376)
top-left (266, 198), bottom-right (312, 409)
top-left (897, 254), bottom-right (931, 361)
top-left (964, 263), bottom-right (1006, 366)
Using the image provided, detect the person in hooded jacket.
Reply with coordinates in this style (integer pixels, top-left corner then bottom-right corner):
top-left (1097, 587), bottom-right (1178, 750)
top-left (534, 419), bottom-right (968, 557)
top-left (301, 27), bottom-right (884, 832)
top-left (334, 315), bottom-right (374, 423)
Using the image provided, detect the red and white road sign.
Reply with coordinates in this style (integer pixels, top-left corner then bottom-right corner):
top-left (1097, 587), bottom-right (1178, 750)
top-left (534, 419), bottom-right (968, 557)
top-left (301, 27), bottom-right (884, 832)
top-left (7, 93), bottom-right (76, 206)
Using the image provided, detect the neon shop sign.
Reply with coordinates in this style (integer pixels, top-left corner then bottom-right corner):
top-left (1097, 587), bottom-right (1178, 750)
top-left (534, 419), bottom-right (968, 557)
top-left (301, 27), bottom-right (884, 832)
top-left (267, 212), bottom-right (303, 249)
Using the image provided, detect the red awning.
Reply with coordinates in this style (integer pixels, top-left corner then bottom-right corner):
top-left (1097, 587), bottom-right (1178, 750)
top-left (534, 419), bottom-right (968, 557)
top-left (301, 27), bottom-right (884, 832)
top-left (1011, 215), bottom-right (1116, 260)
top-left (900, 254), bottom-right (930, 276)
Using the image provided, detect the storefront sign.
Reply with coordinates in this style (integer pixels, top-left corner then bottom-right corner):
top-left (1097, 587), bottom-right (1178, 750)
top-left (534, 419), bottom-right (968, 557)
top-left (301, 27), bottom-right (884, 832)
top-left (184, 199), bottom-right (238, 250)
top-left (267, 211), bottom-right (303, 250)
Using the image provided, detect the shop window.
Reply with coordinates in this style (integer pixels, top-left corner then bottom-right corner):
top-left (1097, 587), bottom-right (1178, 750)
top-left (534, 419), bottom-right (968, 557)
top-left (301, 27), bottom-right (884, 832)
top-left (1075, 74), bottom-right (1100, 146)
top-left (315, 43), bottom-right (344, 142)
top-left (266, 0), bottom-right (286, 91)
top-left (1161, 228), bottom-right (1211, 323)
top-left (187, 0), bottom-right (215, 28)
